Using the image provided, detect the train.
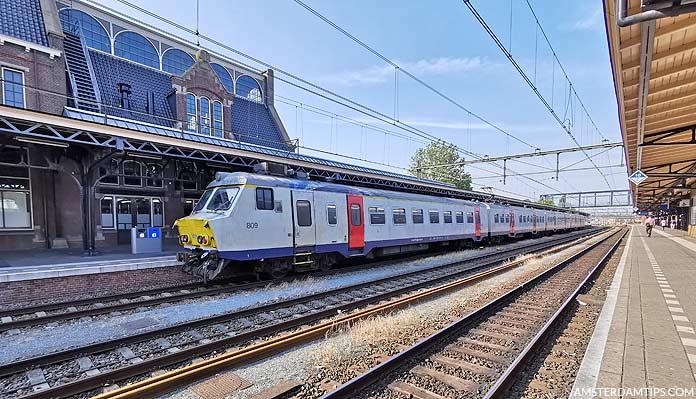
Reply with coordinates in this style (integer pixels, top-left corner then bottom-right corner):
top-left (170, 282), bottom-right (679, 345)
top-left (175, 172), bottom-right (588, 281)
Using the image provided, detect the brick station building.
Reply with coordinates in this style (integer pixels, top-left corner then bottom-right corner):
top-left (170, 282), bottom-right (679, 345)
top-left (0, 0), bottom-right (294, 251)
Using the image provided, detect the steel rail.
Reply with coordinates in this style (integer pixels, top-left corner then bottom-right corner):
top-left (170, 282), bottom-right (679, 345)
top-left (0, 280), bottom-right (205, 318)
top-left (483, 229), bottom-right (626, 398)
top-left (0, 254), bottom-right (431, 326)
top-left (0, 229), bottom-right (596, 330)
top-left (12, 229), bottom-right (607, 399)
top-left (318, 228), bottom-right (625, 399)
top-left (0, 242), bottom-right (503, 329)
top-left (1, 229), bottom-right (600, 382)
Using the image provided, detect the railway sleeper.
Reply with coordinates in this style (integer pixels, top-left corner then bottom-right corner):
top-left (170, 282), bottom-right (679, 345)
top-left (389, 381), bottom-right (446, 399)
top-left (411, 365), bottom-right (481, 392)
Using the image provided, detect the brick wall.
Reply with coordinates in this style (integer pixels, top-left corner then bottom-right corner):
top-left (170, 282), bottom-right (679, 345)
top-left (0, 266), bottom-right (198, 308)
top-left (170, 50), bottom-right (234, 139)
top-left (0, 41), bottom-right (67, 114)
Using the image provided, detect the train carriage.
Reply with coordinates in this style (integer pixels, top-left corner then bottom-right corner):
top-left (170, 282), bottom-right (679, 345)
top-left (175, 172), bottom-right (587, 281)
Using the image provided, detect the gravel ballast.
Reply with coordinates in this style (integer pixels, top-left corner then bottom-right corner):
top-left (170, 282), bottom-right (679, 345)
top-left (160, 231), bottom-right (610, 399)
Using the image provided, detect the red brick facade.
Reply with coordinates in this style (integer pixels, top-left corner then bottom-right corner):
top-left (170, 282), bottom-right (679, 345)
top-left (170, 50), bottom-right (235, 139)
top-left (0, 266), bottom-right (197, 308)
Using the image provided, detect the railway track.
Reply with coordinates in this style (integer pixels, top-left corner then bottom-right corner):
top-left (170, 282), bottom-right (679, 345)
top-left (0, 229), bottom-right (599, 332)
top-left (0, 229), bottom-right (604, 399)
top-left (319, 227), bottom-right (626, 399)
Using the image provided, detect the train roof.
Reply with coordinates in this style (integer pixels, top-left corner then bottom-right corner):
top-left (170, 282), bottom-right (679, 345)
top-left (209, 172), bottom-right (478, 206)
top-left (209, 172), bottom-right (588, 216)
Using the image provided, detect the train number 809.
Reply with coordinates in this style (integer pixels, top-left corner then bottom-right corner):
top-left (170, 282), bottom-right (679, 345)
top-left (246, 222), bottom-right (259, 229)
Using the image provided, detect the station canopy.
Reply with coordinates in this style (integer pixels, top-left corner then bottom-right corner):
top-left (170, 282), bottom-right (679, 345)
top-left (604, 0), bottom-right (696, 209)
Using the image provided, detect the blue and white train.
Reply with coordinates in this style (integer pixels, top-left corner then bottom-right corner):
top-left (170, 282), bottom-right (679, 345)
top-left (175, 172), bottom-right (587, 281)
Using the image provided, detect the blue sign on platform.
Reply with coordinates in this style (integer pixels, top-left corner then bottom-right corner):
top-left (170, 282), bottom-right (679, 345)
top-left (147, 227), bottom-right (161, 239)
top-left (628, 170), bottom-right (648, 185)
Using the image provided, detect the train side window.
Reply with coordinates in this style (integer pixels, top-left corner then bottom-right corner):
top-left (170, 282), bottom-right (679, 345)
top-left (256, 188), bottom-right (274, 210)
top-left (494, 214), bottom-right (499, 223)
top-left (296, 200), bottom-right (312, 226)
top-left (455, 211), bottom-right (464, 224)
top-left (369, 206), bottom-right (385, 224)
top-left (429, 210), bottom-right (440, 224)
top-left (350, 204), bottom-right (361, 226)
top-left (393, 208), bottom-right (406, 224)
top-left (327, 204), bottom-right (337, 225)
top-left (466, 212), bottom-right (474, 223)
top-left (505, 214), bottom-right (510, 223)
top-left (443, 211), bottom-right (452, 223)
top-left (412, 209), bottom-right (424, 224)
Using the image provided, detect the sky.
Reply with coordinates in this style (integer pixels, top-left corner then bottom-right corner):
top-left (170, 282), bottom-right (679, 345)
top-left (98, 0), bottom-right (626, 201)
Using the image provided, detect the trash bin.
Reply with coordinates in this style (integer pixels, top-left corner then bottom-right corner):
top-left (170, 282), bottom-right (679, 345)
top-left (131, 227), bottom-right (163, 254)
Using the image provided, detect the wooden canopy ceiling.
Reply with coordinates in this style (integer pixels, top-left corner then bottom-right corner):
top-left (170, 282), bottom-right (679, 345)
top-left (604, 0), bottom-right (696, 209)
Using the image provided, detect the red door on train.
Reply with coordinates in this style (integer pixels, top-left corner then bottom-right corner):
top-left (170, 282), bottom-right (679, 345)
top-left (532, 212), bottom-right (537, 234)
top-left (347, 195), bottom-right (364, 249)
top-left (509, 209), bottom-right (515, 236)
top-left (474, 206), bottom-right (481, 240)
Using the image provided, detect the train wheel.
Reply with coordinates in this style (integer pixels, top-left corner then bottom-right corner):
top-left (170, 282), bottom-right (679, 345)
top-left (263, 260), bottom-right (290, 279)
top-left (318, 255), bottom-right (335, 272)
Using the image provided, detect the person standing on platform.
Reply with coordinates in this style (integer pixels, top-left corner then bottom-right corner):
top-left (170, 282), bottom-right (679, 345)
top-left (645, 215), bottom-right (655, 237)
top-left (661, 219), bottom-right (666, 230)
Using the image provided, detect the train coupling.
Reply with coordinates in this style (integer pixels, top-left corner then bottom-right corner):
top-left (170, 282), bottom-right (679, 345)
top-left (177, 251), bottom-right (199, 263)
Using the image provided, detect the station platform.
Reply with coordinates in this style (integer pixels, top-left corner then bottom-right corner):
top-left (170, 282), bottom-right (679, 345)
top-left (0, 242), bottom-right (181, 282)
top-left (573, 225), bottom-right (696, 397)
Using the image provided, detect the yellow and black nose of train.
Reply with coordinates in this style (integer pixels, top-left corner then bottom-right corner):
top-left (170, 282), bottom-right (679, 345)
top-left (174, 218), bottom-right (217, 249)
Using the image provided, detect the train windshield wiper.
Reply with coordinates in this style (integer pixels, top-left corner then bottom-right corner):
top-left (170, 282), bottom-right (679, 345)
top-left (211, 198), bottom-right (233, 212)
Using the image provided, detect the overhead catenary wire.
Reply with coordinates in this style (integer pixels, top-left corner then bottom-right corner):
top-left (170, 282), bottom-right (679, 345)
top-left (523, 0), bottom-right (609, 143)
top-left (2, 77), bottom-right (419, 173)
top-left (290, 0), bottom-right (537, 151)
top-left (474, 164), bottom-right (627, 179)
top-left (105, 0), bottom-right (562, 195)
top-left (288, 0), bottom-right (569, 196)
top-left (462, 0), bottom-right (612, 190)
top-left (288, 0), bottom-right (592, 195)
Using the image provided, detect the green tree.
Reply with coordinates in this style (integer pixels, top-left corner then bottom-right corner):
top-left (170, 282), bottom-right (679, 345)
top-left (408, 141), bottom-right (472, 190)
top-left (537, 198), bottom-right (555, 206)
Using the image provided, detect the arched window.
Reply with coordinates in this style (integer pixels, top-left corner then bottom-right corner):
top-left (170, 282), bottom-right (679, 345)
top-left (162, 48), bottom-right (194, 75)
top-left (186, 93), bottom-right (197, 132)
top-left (122, 160), bottom-right (143, 186)
top-left (178, 170), bottom-right (197, 191)
top-left (212, 101), bottom-right (223, 137)
top-left (211, 63), bottom-right (234, 93)
top-left (59, 9), bottom-right (111, 52)
top-left (145, 164), bottom-right (163, 188)
top-left (114, 31), bottom-right (159, 69)
top-left (236, 75), bottom-right (263, 103)
top-left (200, 97), bottom-right (211, 135)
top-left (98, 159), bottom-right (119, 185)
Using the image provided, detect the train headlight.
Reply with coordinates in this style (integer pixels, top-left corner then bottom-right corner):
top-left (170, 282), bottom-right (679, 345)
top-left (197, 235), bottom-right (208, 245)
top-left (180, 235), bottom-right (189, 243)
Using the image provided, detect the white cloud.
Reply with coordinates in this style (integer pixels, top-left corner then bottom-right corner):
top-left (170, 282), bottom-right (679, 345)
top-left (405, 57), bottom-right (485, 75)
top-left (400, 119), bottom-right (494, 131)
top-left (318, 57), bottom-right (488, 87)
top-left (572, 6), bottom-right (604, 31)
